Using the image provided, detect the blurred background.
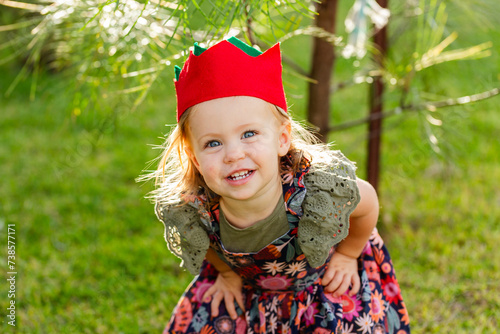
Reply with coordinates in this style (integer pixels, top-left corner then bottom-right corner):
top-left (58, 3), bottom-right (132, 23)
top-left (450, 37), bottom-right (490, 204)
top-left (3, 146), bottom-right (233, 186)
top-left (0, 0), bottom-right (499, 332)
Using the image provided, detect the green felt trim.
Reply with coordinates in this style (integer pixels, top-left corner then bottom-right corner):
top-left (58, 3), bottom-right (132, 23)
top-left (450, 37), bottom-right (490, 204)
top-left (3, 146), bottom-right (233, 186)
top-left (194, 42), bottom-right (207, 56)
top-left (174, 65), bottom-right (182, 81)
top-left (175, 38), bottom-right (262, 80)
top-left (227, 36), bottom-right (262, 57)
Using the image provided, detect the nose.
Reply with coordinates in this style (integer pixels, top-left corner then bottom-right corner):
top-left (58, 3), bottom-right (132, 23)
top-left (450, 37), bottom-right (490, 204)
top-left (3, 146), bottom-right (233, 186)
top-left (223, 141), bottom-right (245, 164)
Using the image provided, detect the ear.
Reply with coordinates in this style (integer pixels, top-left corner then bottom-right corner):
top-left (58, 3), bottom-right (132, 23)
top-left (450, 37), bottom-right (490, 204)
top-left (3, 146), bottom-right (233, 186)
top-left (278, 122), bottom-right (292, 156)
top-left (184, 144), bottom-right (203, 175)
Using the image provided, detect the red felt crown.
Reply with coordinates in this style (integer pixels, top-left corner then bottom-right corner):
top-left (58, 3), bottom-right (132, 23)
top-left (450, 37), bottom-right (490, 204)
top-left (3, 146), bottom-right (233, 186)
top-left (174, 38), bottom-right (287, 122)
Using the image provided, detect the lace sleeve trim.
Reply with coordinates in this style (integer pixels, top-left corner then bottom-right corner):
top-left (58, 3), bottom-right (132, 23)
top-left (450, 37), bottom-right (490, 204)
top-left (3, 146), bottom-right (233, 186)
top-left (298, 151), bottom-right (361, 267)
top-left (155, 201), bottom-right (210, 275)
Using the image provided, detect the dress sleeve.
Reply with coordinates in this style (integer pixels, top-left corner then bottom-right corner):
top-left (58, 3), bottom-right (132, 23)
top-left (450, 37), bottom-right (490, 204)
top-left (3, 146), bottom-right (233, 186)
top-left (298, 151), bottom-right (361, 267)
top-left (155, 201), bottom-right (210, 275)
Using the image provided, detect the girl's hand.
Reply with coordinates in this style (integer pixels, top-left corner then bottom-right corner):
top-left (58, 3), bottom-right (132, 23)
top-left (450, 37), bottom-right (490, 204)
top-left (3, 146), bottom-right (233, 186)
top-left (202, 270), bottom-right (245, 319)
top-left (322, 251), bottom-right (360, 297)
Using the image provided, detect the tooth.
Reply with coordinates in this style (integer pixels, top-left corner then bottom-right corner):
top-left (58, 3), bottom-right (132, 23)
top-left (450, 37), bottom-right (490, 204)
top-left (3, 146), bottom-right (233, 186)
top-left (229, 170), bottom-right (251, 179)
top-left (232, 171), bottom-right (248, 177)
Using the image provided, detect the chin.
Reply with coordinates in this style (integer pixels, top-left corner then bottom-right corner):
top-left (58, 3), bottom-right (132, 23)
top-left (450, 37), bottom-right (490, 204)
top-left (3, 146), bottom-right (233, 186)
top-left (223, 190), bottom-right (259, 202)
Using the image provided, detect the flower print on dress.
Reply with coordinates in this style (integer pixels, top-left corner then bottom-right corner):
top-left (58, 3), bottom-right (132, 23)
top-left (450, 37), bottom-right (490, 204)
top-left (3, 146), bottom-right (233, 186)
top-left (323, 292), bottom-right (343, 320)
top-left (281, 321), bottom-right (290, 334)
top-left (284, 260), bottom-right (306, 276)
top-left (221, 252), bottom-right (255, 267)
top-left (355, 312), bottom-right (374, 334)
top-left (214, 315), bottom-right (234, 334)
top-left (172, 296), bottom-right (193, 333)
top-left (235, 317), bottom-right (247, 334)
top-left (381, 276), bottom-right (402, 304)
top-left (235, 264), bottom-right (263, 279)
top-left (191, 278), bottom-right (213, 303)
top-left (258, 304), bottom-right (267, 333)
top-left (362, 241), bottom-right (373, 256)
top-left (398, 302), bottom-right (410, 327)
top-left (191, 306), bottom-right (210, 332)
top-left (253, 245), bottom-right (282, 261)
top-left (370, 290), bottom-right (386, 323)
top-left (266, 295), bottom-right (280, 313)
top-left (268, 314), bottom-right (278, 334)
top-left (372, 247), bottom-right (386, 266)
top-left (303, 302), bottom-right (320, 326)
top-left (262, 260), bottom-right (286, 275)
top-left (341, 322), bottom-right (356, 334)
top-left (244, 309), bottom-right (256, 334)
top-left (232, 255), bottom-right (255, 267)
top-left (380, 262), bottom-right (392, 275)
top-left (296, 271), bottom-right (320, 290)
top-left (319, 300), bottom-right (335, 324)
top-left (373, 324), bottom-right (387, 334)
top-left (257, 274), bottom-right (292, 290)
top-left (365, 260), bottom-right (381, 283)
top-left (340, 294), bottom-right (362, 322)
top-left (198, 324), bottom-right (217, 334)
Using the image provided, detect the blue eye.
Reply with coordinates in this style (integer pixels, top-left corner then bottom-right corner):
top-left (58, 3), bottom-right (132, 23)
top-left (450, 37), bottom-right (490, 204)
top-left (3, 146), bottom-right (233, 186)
top-left (205, 140), bottom-right (221, 148)
top-left (242, 131), bottom-right (256, 139)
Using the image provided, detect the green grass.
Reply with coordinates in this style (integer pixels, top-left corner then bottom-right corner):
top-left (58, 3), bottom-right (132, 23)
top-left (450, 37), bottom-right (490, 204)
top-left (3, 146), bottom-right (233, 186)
top-left (1, 66), bottom-right (499, 333)
top-left (1, 8), bottom-right (500, 333)
top-left (0, 68), bottom-right (192, 333)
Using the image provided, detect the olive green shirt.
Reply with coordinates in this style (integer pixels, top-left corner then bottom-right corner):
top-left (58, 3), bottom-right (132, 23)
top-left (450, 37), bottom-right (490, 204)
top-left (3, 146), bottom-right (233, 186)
top-left (219, 198), bottom-right (290, 253)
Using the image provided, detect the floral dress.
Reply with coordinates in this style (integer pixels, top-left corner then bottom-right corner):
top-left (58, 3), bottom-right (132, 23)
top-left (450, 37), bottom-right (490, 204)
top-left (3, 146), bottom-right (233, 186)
top-left (157, 154), bottom-right (410, 334)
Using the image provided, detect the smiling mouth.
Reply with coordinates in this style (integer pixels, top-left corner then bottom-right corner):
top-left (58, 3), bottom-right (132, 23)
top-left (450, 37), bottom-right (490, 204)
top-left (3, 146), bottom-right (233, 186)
top-left (227, 170), bottom-right (254, 181)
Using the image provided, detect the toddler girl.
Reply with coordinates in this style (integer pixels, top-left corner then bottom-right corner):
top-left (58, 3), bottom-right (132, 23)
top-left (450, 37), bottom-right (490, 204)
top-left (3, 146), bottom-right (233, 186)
top-left (149, 37), bottom-right (410, 334)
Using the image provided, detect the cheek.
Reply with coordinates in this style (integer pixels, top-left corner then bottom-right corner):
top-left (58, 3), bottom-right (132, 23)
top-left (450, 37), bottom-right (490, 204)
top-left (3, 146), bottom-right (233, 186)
top-left (251, 140), bottom-right (281, 159)
top-left (205, 166), bottom-right (219, 178)
top-left (197, 157), bottom-right (219, 178)
top-left (247, 144), bottom-right (280, 170)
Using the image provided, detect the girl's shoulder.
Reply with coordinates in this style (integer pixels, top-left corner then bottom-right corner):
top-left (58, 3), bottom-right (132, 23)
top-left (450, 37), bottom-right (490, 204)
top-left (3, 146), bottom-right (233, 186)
top-left (297, 149), bottom-right (361, 267)
top-left (308, 149), bottom-right (358, 175)
top-left (155, 197), bottom-right (212, 275)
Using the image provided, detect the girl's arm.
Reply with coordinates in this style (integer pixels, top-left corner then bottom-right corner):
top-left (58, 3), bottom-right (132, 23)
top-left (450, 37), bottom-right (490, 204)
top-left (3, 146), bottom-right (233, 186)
top-left (203, 248), bottom-right (245, 319)
top-left (322, 178), bottom-right (379, 297)
top-left (336, 178), bottom-right (379, 258)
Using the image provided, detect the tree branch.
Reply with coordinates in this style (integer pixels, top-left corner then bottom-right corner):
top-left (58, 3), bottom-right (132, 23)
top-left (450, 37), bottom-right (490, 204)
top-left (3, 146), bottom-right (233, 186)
top-left (0, 0), bottom-right (43, 11)
top-left (328, 87), bottom-right (500, 133)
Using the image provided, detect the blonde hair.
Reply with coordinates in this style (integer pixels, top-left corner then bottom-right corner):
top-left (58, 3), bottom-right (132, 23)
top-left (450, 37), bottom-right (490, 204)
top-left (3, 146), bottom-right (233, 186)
top-left (142, 104), bottom-right (333, 206)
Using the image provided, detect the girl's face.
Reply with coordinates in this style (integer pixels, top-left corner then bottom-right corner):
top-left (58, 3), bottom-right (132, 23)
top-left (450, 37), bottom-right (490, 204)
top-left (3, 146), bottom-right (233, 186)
top-left (185, 96), bottom-right (291, 206)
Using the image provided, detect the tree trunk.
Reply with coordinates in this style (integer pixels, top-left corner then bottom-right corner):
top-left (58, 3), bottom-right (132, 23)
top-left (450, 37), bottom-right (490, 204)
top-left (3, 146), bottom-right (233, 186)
top-left (367, 0), bottom-right (388, 192)
top-left (307, 0), bottom-right (338, 143)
